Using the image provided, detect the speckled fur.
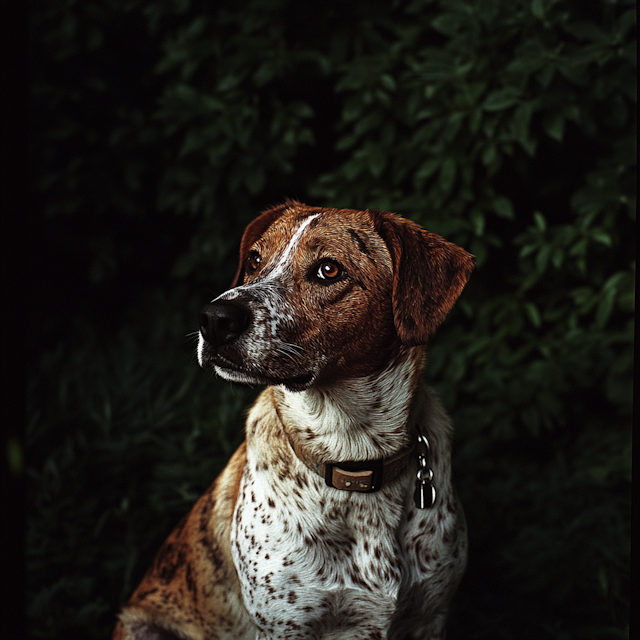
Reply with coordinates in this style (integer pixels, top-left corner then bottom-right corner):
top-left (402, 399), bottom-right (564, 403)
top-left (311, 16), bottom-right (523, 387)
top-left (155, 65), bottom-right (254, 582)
top-left (114, 202), bottom-right (474, 640)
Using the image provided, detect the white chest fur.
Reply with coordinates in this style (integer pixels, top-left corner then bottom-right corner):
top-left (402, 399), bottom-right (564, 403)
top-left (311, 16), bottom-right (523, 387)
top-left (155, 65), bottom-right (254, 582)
top-left (229, 384), bottom-right (467, 640)
top-left (231, 457), bottom-right (404, 639)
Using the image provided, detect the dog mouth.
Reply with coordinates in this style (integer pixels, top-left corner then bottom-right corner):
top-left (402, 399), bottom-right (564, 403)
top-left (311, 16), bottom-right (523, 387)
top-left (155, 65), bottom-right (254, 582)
top-left (210, 352), bottom-right (316, 391)
top-left (279, 371), bottom-right (315, 391)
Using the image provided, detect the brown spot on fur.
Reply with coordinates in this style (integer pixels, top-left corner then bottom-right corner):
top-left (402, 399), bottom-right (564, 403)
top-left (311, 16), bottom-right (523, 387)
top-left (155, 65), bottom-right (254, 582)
top-left (150, 541), bottom-right (186, 584)
top-left (349, 229), bottom-right (371, 256)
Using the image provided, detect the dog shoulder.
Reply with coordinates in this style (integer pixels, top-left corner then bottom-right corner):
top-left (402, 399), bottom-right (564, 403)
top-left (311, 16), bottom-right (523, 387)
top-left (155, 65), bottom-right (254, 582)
top-left (114, 442), bottom-right (254, 640)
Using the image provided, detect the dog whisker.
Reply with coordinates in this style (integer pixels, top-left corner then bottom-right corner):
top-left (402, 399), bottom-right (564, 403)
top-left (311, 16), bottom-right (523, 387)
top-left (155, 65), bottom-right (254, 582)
top-left (271, 342), bottom-right (305, 364)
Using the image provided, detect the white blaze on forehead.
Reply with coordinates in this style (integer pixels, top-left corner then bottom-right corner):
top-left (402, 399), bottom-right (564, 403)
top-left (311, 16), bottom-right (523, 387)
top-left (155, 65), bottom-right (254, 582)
top-left (268, 212), bottom-right (320, 280)
top-left (216, 287), bottom-right (241, 302)
top-left (213, 211), bottom-right (322, 305)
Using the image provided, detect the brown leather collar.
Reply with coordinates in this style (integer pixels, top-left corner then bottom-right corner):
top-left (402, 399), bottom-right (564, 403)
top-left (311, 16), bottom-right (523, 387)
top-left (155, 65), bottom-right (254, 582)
top-left (286, 431), bottom-right (416, 493)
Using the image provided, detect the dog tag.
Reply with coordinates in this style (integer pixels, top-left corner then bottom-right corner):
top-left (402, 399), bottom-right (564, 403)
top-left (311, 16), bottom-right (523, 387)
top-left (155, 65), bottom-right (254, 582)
top-left (414, 481), bottom-right (436, 509)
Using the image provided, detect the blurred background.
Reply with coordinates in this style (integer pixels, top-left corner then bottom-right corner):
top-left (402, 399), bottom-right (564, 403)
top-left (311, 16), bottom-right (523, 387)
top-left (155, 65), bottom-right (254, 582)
top-left (7, 0), bottom-right (636, 638)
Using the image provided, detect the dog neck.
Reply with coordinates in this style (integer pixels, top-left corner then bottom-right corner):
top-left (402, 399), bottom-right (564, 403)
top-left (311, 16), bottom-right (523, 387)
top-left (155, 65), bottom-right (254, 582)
top-left (275, 346), bottom-right (425, 463)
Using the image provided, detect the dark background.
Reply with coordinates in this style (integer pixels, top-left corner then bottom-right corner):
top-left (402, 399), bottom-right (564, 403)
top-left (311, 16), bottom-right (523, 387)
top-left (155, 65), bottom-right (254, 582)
top-left (1, 0), bottom-right (635, 638)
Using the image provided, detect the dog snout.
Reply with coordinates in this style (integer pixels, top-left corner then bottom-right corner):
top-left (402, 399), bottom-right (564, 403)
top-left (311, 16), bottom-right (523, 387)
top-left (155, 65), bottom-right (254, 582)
top-left (199, 301), bottom-right (252, 347)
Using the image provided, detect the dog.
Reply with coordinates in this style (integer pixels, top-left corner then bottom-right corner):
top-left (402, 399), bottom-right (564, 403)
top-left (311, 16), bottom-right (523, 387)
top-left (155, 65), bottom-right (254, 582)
top-left (113, 201), bottom-right (474, 640)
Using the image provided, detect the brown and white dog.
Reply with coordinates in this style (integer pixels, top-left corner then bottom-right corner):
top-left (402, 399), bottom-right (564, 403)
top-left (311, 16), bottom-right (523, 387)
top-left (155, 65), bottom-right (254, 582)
top-left (113, 201), bottom-right (474, 640)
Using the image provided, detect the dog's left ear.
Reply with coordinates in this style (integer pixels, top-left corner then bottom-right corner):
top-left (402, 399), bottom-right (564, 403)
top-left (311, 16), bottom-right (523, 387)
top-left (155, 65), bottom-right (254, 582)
top-left (231, 202), bottom-right (299, 287)
top-left (371, 211), bottom-right (475, 346)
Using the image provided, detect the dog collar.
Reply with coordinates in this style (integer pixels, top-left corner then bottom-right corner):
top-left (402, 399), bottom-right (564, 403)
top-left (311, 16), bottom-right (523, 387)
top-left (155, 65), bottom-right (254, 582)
top-left (286, 431), bottom-right (416, 493)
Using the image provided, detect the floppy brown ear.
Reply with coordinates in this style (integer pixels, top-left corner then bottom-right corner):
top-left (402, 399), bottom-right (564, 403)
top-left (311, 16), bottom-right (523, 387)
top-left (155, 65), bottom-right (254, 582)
top-left (231, 201), bottom-right (301, 287)
top-left (371, 211), bottom-right (475, 346)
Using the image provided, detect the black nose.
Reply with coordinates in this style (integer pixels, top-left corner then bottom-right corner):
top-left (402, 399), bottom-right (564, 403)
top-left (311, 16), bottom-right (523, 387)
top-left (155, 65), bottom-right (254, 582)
top-left (198, 301), bottom-right (252, 347)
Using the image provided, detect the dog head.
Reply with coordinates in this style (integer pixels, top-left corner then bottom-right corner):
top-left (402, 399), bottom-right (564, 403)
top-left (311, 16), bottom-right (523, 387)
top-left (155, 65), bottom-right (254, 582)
top-left (198, 201), bottom-right (474, 391)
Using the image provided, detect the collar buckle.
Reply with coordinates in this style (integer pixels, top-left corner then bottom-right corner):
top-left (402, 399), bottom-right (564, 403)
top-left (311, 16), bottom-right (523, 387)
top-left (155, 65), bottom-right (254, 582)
top-left (324, 459), bottom-right (384, 493)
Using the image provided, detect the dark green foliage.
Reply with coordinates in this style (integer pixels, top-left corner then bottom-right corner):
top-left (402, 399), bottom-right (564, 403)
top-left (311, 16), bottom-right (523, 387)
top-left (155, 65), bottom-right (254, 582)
top-left (27, 0), bottom-right (633, 638)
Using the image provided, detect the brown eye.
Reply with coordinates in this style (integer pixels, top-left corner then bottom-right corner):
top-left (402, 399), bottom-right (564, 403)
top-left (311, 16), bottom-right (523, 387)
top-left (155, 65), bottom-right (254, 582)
top-left (316, 261), bottom-right (343, 281)
top-left (246, 251), bottom-right (262, 274)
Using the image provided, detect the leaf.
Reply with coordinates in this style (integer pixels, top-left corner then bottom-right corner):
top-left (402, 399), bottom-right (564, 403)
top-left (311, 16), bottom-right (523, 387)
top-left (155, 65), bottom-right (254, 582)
top-left (602, 271), bottom-right (627, 294)
top-left (535, 243), bottom-right (551, 273)
top-left (335, 133), bottom-right (358, 151)
top-left (438, 157), bottom-right (457, 193)
top-left (531, 0), bottom-right (545, 19)
top-left (591, 230), bottom-right (612, 247)
top-left (367, 146), bottom-right (387, 178)
top-left (564, 21), bottom-right (610, 44)
top-left (595, 287), bottom-right (617, 329)
top-left (481, 145), bottom-right (497, 166)
top-left (469, 108), bottom-right (483, 134)
top-left (244, 167), bottom-right (265, 194)
top-left (533, 211), bottom-right (547, 232)
top-left (431, 13), bottom-right (462, 37)
top-left (380, 74), bottom-right (396, 91)
top-left (470, 209), bottom-right (485, 236)
top-left (519, 243), bottom-right (537, 259)
top-left (414, 158), bottom-right (440, 185)
top-left (217, 74), bottom-right (241, 92)
top-left (536, 64), bottom-right (555, 88)
top-left (343, 96), bottom-right (364, 122)
top-left (444, 112), bottom-right (464, 142)
top-left (470, 238), bottom-right (488, 267)
top-left (543, 112), bottom-right (565, 141)
top-left (512, 101), bottom-right (536, 153)
top-left (617, 8), bottom-right (637, 39)
top-left (551, 247), bottom-right (564, 269)
top-left (484, 87), bottom-right (521, 111)
top-left (253, 61), bottom-right (276, 86)
top-left (569, 237), bottom-right (588, 257)
top-left (493, 196), bottom-right (514, 219)
top-left (524, 302), bottom-right (542, 328)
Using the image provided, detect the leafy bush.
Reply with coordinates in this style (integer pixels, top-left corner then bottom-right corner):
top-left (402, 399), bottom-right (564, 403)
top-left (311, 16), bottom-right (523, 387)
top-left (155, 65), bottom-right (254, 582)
top-left (28, 0), bottom-right (633, 638)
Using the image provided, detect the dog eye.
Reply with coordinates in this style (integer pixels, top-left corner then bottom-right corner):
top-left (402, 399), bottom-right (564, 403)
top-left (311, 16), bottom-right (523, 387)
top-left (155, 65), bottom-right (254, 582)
top-left (315, 260), bottom-right (343, 282)
top-left (246, 251), bottom-right (262, 274)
